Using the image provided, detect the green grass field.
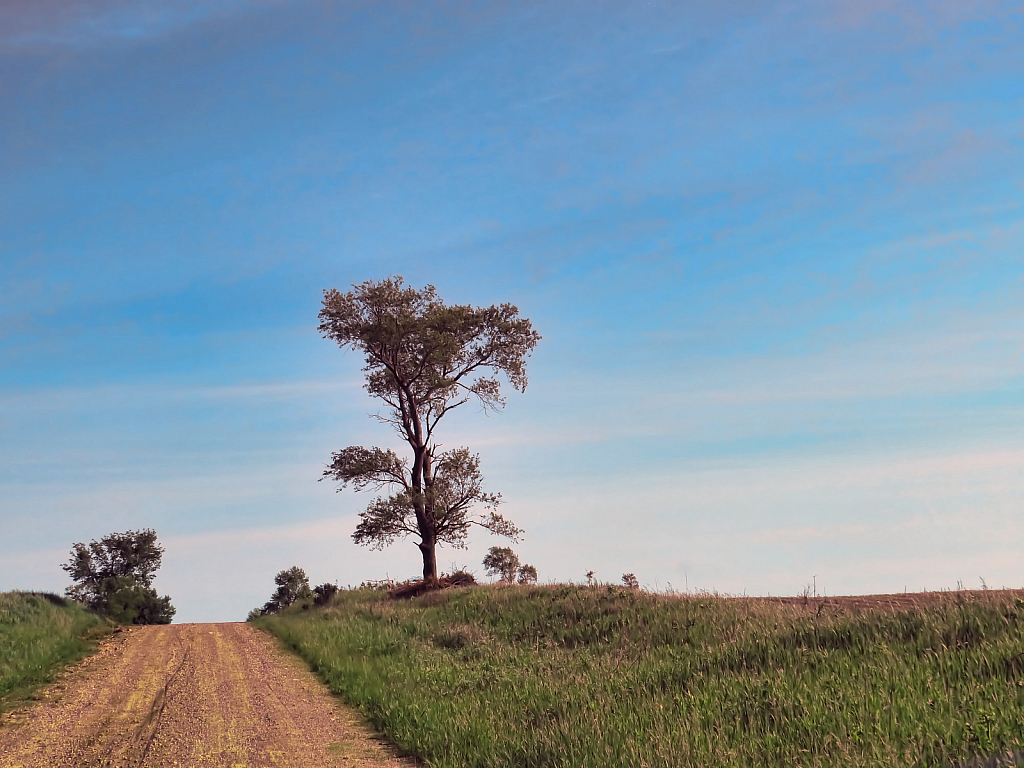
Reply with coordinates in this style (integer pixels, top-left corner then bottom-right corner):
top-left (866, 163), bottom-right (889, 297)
top-left (0, 591), bottom-right (109, 713)
top-left (259, 585), bottom-right (1024, 768)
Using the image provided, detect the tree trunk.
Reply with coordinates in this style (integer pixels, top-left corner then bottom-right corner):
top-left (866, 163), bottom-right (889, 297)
top-left (418, 538), bottom-right (438, 581)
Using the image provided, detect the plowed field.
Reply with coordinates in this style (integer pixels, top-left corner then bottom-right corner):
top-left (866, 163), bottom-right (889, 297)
top-left (0, 622), bottom-right (416, 768)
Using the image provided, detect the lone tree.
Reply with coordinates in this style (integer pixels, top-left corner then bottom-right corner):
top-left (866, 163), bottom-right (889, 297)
top-left (320, 277), bottom-right (540, 580)
top-left (483, 546), bottom-right (520, 583)
top-left (517, 563), bottom-right (538, 584)
top-left (62, 529), bottom-right (175, 624)
top-left (482, 547), bottom-right (537, 584)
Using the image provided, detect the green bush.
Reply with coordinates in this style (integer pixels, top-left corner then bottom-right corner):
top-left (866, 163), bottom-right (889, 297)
top-left (95, 577), bottom-right (175, 625)
top-left (62, 529), bottom-right (175, 625)
top-left (252, 566), bottom-right (313, 616)
top-left (313, 582), bottom-right (340, 606)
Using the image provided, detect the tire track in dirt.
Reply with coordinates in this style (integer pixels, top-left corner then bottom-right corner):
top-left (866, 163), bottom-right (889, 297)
top-left (0, 623), bottom-right (417, 768)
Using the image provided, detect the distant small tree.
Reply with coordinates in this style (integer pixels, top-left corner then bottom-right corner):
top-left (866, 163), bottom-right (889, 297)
top-left (62, 529), bottom-right (175, 624)
top-left (585, 570), bottom-right (596, 587)
top-left (483, 546), bottom-right (520, 583)
top-left (517, 564), bottom-right (538, 584)
top-left (622, 573), bottom-right (639, 590)
top-left (259, 567), bottom-right (312, 615)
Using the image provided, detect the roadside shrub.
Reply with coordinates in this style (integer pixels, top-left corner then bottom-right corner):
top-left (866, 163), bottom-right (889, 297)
top-left (62, 529), bottom-right (175, 625)
top-left (97, 577), bottom-right (175, 624)
top-left (254, 566), bottom-right (313, 616)
top-left (313, 582), bottom-right (340, 606)
top-left (517, 564), bottom-right (538, 584)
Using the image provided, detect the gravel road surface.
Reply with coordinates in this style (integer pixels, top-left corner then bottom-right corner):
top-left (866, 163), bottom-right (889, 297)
top-left (0, 623), bottom-right (417, 768)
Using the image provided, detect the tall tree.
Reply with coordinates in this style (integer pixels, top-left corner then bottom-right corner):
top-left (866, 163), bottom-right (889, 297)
top-left (319, 277), bottom-right (540, 580)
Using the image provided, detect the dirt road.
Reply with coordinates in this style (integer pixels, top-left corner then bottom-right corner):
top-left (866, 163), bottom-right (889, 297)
top-left (0, 623), bottom-right (416, 768)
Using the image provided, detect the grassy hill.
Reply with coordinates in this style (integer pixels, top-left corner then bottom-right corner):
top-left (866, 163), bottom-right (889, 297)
top-left (0, 591), bottom-right (109, 713)
top-left (258, 584), bottom-right (1024, 768)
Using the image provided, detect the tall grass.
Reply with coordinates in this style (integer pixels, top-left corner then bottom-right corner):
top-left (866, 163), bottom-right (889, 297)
top-left (0, 591), bottom-right (108, 712)
top-left (260, 585), bottom-right (1024, 768)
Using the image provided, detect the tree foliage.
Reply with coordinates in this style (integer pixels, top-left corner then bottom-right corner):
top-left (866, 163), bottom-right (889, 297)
top-left (62, 529), bottom-right (175, 624)
top-left (313, 582), bottom-right (340, 606)
top-left (319, 277), bottom-right (540, 579)
top-left (259, 566), bottom-right (312, 615)
top-left (517, 564), bottom-right (538, 584)
top-left (483, 546), bottom-right (520, 583)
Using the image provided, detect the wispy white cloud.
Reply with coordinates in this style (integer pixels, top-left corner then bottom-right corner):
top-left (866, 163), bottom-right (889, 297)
top-left (0, 1), bottom-right (261, 51)
top-left (500, 440), bottom-right (1024, 596)
top-left (808, 0), bottom-right (1011, 40)
top-left (6, 439), bottom-right (1022, 621)
top-left (0, 377), bottom-right (361, 411)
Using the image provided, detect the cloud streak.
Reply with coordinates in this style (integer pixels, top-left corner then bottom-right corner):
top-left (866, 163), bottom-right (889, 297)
top-left (0, 1), bottom-right (259, 51)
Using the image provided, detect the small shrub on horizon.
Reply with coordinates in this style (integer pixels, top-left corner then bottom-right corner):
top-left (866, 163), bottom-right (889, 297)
top-left (313, 582), bottom-right (340, 606)
top-left (358, 579), bottom-right (395, 591)
top-left (253, 566), bottom-right (313, 616)
top-left (517, 564), bottom-right (538, 584)
top-left (622, 573), bottom-right (639, 589)
top-left (483, 547), bottom-right (520, 583)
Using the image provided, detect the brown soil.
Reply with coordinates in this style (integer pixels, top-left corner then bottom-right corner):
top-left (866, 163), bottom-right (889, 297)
top-left (0, 623), bottom-right (418, 768)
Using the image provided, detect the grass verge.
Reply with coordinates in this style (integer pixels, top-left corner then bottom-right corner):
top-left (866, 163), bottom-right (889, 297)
top-left (0, 591), bottom-right (109, 714)
top-left (258, 585), bottom-right (1024, 768)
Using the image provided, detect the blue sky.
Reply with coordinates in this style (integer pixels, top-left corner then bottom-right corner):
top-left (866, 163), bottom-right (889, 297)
top-left (2, 1), bottom-right (1023, 622)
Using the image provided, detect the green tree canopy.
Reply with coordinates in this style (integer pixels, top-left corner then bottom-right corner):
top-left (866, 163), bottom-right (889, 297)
top-left (62, 529), bottom-right (175, 624)
top-left (517, 563), bottom-right (539, 585)
top-left (259, 566), bottom-right (312, 615)
top-left (483, 546), bottom-right (521, 583)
